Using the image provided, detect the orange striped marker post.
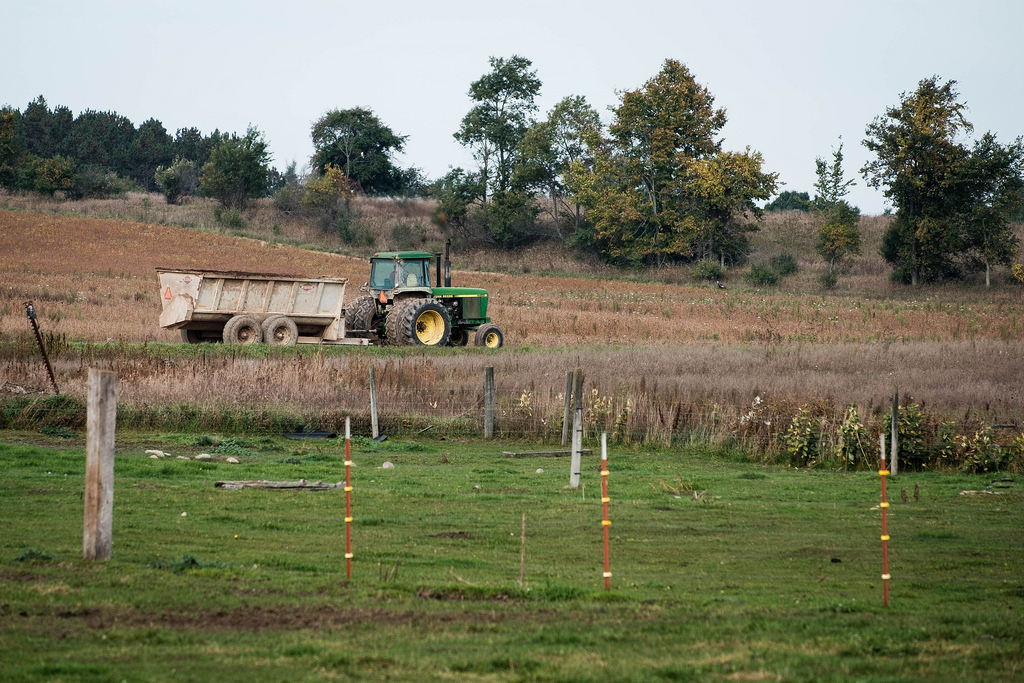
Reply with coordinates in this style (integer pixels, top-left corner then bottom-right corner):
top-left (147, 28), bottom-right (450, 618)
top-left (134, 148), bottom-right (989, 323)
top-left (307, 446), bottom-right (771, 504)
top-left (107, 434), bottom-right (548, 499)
top-left (879, 433), bottom-right (890, 606)
top-left (600, 432), bottom-right (611, 591)
top-left (345, 417), bottom-right (354, 580)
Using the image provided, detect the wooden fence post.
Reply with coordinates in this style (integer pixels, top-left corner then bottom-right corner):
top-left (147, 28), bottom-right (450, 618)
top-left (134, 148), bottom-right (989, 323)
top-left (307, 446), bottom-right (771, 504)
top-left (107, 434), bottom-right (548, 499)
top-left (369, 365), bottom-right (379, 439)
top-left (484, 366), bottom-right (495, 438)
top-left (561, 371), bottom-right (573, 447)
top-left (570, 368), bottom-right (584, 489)
top-left (83, 369), bottom-right (117, 561)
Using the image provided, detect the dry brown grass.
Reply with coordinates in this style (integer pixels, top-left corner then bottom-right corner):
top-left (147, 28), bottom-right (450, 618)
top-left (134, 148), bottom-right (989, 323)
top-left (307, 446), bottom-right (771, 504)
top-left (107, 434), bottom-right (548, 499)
top-left (2, 198), bottom-right (1023, 459)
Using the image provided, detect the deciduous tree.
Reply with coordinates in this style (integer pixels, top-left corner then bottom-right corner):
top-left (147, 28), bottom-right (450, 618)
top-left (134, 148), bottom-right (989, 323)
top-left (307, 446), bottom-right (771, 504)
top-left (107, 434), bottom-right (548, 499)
top-left (515, 96), bottom-right (601, 239)
top-left (198, 126), bottom-right (272, 210)
top-left (453, 55), bottom-right (542, 246)
top-left (813, 141), bottom-right (861, 283)
top-left (310, 108), bottom-right (410, 196)
top-left (865, 77), bottom-right (992, 284)
top-left (568, 59), bottom-right (776, 266)
top-left (865, 77), bottom-right (1024, 285)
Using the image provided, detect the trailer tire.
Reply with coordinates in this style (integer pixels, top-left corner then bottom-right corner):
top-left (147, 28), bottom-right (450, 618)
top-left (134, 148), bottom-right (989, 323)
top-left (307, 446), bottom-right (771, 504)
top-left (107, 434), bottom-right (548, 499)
top-left (389, 299), bottom-right (451, 346)
top-left (474, 323), bottom-right (504, 348)
top-left (345, 295), bottom-right (378, 337)
top-left (223, 315), bottom-right (263, 345)
top-left (180, 329), bottom-right (205, 344)
top-left (262, 315), bottom-right (299, 346)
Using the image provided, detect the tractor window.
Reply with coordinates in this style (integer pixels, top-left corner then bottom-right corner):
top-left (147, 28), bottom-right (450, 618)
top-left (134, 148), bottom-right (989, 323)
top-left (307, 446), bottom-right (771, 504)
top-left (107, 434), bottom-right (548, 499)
top-left (370, 260), bottom-right (398, 290)
top-left (370, 259), bottom-right (430, 290)
top-left (402, 260), bottom-right (429, 288)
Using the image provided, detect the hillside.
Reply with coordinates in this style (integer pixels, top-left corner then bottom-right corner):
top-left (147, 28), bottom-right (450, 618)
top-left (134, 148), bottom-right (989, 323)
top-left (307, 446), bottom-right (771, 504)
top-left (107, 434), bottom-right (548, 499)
top-left (2, 201), bottom-right (1023, 459)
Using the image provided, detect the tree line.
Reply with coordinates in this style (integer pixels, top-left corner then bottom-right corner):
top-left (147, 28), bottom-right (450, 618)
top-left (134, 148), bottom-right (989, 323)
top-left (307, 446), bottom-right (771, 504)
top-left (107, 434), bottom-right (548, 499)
top-left (3, 62), bottom-right (1022, 285)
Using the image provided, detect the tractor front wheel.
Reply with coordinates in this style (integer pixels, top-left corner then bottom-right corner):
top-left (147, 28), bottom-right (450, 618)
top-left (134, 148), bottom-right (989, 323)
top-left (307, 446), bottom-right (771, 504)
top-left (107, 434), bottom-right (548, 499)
top-left (473, 323), bottom-right (504, 349)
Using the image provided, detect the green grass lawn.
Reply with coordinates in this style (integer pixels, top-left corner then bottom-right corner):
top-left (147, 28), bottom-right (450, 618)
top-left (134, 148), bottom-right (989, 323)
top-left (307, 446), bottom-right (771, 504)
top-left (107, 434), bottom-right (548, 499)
top-left (1, 431), bottom-right (1020, 681)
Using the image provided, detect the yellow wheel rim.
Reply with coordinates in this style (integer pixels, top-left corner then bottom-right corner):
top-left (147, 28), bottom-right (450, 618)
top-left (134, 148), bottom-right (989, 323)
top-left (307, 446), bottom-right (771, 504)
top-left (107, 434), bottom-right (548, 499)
top-left (484, 331), bottom-right (501, 348)
top-left (414, 309), bottom-right (446, 345)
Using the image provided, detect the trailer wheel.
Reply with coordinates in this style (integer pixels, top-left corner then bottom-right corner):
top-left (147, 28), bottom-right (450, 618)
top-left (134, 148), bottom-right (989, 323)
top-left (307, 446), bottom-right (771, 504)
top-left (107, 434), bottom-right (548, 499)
top-left (223, 315), bottom-right (263, 345)
top-left (474, 323), bottom-right (504, 349)
top-left (262, 315), bottom-right (298, 346)
top-left (448, 327), bottom-right (469, 346)
top-left (180, 329), bottom-right (205, 344)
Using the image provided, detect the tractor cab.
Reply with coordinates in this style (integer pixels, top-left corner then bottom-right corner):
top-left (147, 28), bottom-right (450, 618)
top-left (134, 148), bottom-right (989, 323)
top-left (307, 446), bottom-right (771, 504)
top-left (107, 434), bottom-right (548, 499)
top-left (368, 252), bottom-right (433, 294)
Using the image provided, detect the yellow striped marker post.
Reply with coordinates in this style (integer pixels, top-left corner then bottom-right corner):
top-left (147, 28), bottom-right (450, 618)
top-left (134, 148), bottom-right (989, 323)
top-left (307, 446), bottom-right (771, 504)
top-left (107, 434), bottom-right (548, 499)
top-left (345, 417), bottom-right (354, 580)
top-left (879, 433), bottom-right (890, 606)
top-left (600, 432), bottom-right (611, 591)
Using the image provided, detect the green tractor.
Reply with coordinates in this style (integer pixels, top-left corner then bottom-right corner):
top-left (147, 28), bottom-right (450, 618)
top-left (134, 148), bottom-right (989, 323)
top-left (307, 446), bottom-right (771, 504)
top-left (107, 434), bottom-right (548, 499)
top-left (345, 242), bottom-right (504, 348)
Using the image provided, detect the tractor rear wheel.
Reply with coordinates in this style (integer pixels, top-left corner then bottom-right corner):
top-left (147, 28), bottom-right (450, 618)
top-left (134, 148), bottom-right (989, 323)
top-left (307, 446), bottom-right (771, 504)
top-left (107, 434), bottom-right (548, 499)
top-left (345, 295), bottom-right (378, 337)
top-left (473, 323), bottom-right (504, 348)
top-left (388, 299), bottom-right (452, 346)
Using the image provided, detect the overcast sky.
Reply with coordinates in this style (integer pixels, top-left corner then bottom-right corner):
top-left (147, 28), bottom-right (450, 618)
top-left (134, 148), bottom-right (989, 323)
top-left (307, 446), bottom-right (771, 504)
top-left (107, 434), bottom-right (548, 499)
top-left (6, 0), bottom-right (1023, 214)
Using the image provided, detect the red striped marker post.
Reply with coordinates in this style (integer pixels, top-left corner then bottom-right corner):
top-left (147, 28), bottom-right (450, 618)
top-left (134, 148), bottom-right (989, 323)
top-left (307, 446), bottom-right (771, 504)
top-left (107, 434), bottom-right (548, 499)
top-left (345, 417), bottom-right (354, 580)
top-left (879, 433), bottom-right (890, 606)
top-left (600, 432), bottom-right (611, 591)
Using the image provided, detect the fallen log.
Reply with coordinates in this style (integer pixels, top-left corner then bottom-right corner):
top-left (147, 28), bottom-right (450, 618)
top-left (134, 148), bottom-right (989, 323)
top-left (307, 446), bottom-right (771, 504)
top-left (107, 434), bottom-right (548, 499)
top-left (215, 479), bottom-right (344, 490)
top-left (502, 449), bottom-right (593, 458)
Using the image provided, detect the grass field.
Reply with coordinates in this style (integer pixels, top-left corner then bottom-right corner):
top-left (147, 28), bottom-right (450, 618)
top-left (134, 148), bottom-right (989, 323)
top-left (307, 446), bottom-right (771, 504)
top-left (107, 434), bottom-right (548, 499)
top-left (1, 433), bottom-right (1021, 681)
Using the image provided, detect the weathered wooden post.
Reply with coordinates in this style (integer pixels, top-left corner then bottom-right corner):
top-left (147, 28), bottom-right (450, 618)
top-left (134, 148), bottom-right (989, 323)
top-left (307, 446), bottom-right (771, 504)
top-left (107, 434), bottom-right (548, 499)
top-left (369, 365), bottom-right (379, 439)
top-left (561, 371), bottom-right (573, 447)
top-left (83, 369), bottom-right (117, 561)
top-left (484, 366), bottom-right (495, 438)
top-left (569, 368), bottom-right (584, 489)
top-left (890, 386), bottom-right (899, 476)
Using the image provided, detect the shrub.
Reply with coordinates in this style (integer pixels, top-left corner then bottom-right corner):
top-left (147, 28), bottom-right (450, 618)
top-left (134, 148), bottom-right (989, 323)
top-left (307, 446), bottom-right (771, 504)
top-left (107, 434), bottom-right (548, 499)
top-left (213, 207), bottom-right (245, 229)
top-left (959, 427), bottom-right (1012, 473)
top-left (818, 269), bottom-right (838, 289)
top-left (73, 165), bottom-right (133, 199)
top-left (690, 258), bottom-right (724, 282)
top-left (835, 405), bottom-right (868, 467)
top-left (337, 211), bottom-right (373, 246)
top-left (769, 253), bottom-right (798, 276)
top-left (154, 158), bottom-right (199, 205)
top-left (744, 262), bottom-right (780, 287)
top-left (32, 155), bottom-right (76, 196)
top-left (883, 403), bottom-right (927, 468)
top-left (391, 221), bottom-right (427, 248)
top-left (784, 407), bottom-right (820, 466)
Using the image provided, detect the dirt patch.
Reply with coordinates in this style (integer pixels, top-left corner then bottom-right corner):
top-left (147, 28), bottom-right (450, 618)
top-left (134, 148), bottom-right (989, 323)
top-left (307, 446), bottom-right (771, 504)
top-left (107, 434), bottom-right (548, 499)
top-left (31, 603), bottom-right (533, 633)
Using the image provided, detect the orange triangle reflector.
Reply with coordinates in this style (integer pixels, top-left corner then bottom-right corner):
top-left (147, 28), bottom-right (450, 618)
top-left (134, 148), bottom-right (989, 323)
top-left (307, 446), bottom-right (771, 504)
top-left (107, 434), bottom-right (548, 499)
top-left (164, 287), bottom-right (172, 300)
top-left (378, 290), bottom-right (387, 303)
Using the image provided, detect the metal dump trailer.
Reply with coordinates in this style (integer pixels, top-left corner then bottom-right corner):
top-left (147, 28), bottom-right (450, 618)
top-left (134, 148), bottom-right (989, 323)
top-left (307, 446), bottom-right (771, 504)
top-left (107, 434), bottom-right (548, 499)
top-left (157, 268), bottom-right (370, 345)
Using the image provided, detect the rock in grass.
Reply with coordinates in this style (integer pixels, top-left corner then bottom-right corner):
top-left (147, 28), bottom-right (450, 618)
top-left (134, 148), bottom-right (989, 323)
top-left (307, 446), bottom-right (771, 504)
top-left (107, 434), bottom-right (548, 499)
top-left (145, 449), bottom-right (167, 457)
top-left (225, 457), bottom-right (240, 464)
top-left (382, 461), bottom-right (395, 469)
top-left (195, 454), bottom-right (212, 460)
